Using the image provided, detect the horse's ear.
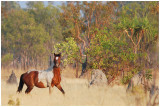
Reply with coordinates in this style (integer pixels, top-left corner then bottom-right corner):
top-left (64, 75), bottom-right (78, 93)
top-left (54, 53), bottom-right (56, 56)
top-left (59, 53), bottom-right (61, 57)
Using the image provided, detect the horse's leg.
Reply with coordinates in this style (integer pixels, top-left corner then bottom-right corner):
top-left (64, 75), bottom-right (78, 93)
top-left (49, 86), bottom-right (52, 94)
top-left (49, 82), bottom-right (55, 94)
top-left (48, 83), bottom-right (52, 94)
top-left (25, 86), bottom-right (34, 94)
top-left (56, 84), bottom-right (65, 95)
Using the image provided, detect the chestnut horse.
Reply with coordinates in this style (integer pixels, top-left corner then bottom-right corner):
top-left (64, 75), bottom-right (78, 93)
top-left (17, 53), bottom-right (65, 94)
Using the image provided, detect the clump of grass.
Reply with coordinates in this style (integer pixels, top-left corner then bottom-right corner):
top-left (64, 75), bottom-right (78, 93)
top-left (8, 99), bottom-right (15, 106)
top-left (16, 98), bottom-right (20, 106)
top-left (132, 85), bottom-right (144, 94)
top-left (8, 97), bottom-right (20, 106)
top-left (132, 85), bottom-right (146, 106)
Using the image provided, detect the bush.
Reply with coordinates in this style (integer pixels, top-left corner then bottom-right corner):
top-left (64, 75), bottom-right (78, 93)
top-left (54, 37), bottom-right (80, 67)
top-left (1, 53), bottom-right (13, 66)
top-left (87, 30), bottom-right (128, 69)
top-left (121, 76), bottom-right (131, 84)
top-left (87, 29), bottom-right (140, 80)
top-left (145, 69), bottom-right (152, 80)
top-left (121, 68), bottom-right (140, 84)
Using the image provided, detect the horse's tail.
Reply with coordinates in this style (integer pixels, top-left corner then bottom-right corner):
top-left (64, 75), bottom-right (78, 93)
top-left (17, 74), bottom-right (24, 93)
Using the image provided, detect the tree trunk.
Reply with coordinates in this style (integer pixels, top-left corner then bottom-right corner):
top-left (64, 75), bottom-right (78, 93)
top-left (36, 58), bottom-right (37, 69)
top-left (122, 70), bottom-right (124, 78)
top-left (116, 63), bottom-right (119, 76)
top-left (13, 56), bottom-right (15, 69)
top-left (49, 55), bottom-right (52, 67)
top-left (23, 57), bottom-right (26, 70)
top-left (27, 56), bottom-right (29, 70)
top-left (143, 70), bottom-right (147, 94)
top-left (134, 45), bottom-right (138, 54)
top-left (76, 61), bottom-right (79, 78)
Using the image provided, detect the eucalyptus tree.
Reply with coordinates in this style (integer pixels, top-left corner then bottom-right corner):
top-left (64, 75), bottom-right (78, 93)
top-left (1, 1), bottom-right (20, 21)
top-left (26, 2), bottom-right (63, 57)
top-left (2, 9), bottom-right (49, 69)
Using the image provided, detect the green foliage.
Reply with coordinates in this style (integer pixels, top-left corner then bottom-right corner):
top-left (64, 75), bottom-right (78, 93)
top-left (28, 2), bottom-right (63, 42)
top-left (87, 28), bottom-right (137, 70)
top-left (1, 53), bottom-right (13, 66)
top-left (121, 76), bottom-right (131, 84)
top-left (1, 1), bottom-right (20, 21)
top-left (1, 4), bottom-right (63, 68)
top-left (54, 37), bottom-right (80, 67)
top-left (1, 1), bottom-right (158, 82)
top-left (2, 1), bottom-right (20, 9)
top-left (145, 69), bottom-right (152, 80)
top-left (117, 2), bottom-right (157, 46)
top-left (121, 67), bottom-right (140, 84)
top-left (2, 9), bottom-right (49, 57)
top-left (113, 2), bottom-right (158, 82)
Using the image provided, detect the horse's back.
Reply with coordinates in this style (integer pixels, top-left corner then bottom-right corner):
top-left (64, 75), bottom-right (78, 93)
top-left (23, 71), bottom-right (38, 86)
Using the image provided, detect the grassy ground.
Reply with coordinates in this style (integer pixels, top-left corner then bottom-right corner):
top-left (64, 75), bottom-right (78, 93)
top-left (1, 67), bottom-right (158, 106)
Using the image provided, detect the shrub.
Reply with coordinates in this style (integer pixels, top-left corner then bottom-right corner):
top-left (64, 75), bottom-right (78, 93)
top-left (145, 69), bottom-right (152, 80)
top-left (54, 37), bottom-right (80, 67)
top-left (1, 53), bottom-right (13, 67)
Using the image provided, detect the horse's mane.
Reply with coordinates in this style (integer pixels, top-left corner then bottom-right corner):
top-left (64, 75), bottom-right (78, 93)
top-left (27, 62), bottom-right (54, 74)
top-left (44, 62), bottom-right (54, 72)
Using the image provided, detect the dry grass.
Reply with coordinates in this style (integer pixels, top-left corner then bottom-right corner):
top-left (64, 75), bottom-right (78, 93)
top-left (1, 68), bottom-right (158, 106)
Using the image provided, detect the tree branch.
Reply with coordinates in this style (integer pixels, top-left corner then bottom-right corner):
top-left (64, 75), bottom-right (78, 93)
top-left (124, 29), bottom-right (136, 46)
top-left (136, 30), bottom-right (143, 47)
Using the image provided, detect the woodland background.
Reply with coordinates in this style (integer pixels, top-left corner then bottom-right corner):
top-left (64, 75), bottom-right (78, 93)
top-left (1, 1), bottom-right (159, 84)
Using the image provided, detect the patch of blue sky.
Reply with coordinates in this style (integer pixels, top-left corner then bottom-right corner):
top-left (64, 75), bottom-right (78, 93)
top-left (18, 1), bottom-right (63, 9)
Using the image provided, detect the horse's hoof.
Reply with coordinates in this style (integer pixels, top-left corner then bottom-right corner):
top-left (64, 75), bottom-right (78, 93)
top-left (63, 92), bottom-right (65, 96)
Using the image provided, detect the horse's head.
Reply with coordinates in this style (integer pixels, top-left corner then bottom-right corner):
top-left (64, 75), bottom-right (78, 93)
top-left (54, 53), bottom-right (61, 67)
